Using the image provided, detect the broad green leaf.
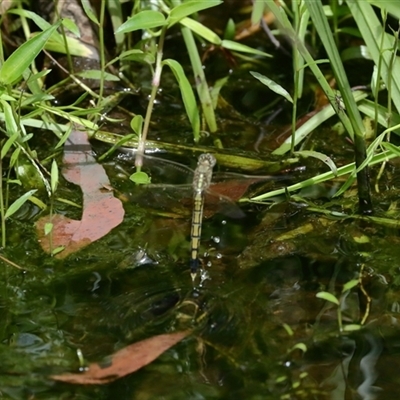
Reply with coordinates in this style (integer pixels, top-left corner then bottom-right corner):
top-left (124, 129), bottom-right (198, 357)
top-left (316, 291), bottom-right (339, 305)
top-left (221, 39), bottom-right (271, 57)
top-left (168, 0), bottom-right (222, 26)
top-left (51, 159), bottom-right (59, 193)
top-left (5, 189), bottom-right (37, 219)
top-left (342, 279), bottom-right (359, 293)
top-left (130, 171), bottom-right (151, 185)
top-left (162, 58), bottom-right (200, 141)
top-left (115, 11), bottom-right (165, 34)
top-left (294, 150), bottom-right (338, 176)
top-left (81, 0), bottom-right (99, 24)
top-left (250, 71), bottom-right (293, 103)
top-left (0, 21), bottom-right (61, 84)
top-left (130, 115), bottom-right (143, 136)
top-left (180, 17), bottom-right (221, 45)
top-left (76, 70), bottom-right (120, 81)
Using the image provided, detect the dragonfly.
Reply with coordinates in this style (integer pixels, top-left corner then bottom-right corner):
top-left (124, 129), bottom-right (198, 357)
top-left (190, 153), bottom-right (216, 280)
top-left (113, 150), bottom-right (287, 277)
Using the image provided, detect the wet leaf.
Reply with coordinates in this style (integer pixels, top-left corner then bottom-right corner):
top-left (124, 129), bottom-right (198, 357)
top-left (35, 129), bottom-right (125, 258)
top-left (51, 330), bottom-right (190, 384)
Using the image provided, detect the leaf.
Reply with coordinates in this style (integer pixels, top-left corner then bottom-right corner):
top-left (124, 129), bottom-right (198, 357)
top-left (5, 189), bottom-right (37, 219)
top-left (51, 159), bottom-right (59, 194)
top-left (294, 150), bottom-right (338, 176)
top-left (221, 39), bottom-right (271, 57)
top-left (81, 0), bottom-right (99, 24)
top-left (0, 99), bottom-right (19, 136)
top-left (0, 21), bottom-right (61, 84)
top-left (35, 130), bottom-right (125, 258)
top-left (168, 0), bottom-right (222, 26)
top-left (115, 11), bottom-right (165, 34)
top-left (51, 331), bottom-right (190, 384)
top-left (130, 115), bottom-right (143, 136)
top-left (162, 59), bottom-right (200, 140)
top-left (44, 222), bottom-right (53, 235)
top-left (1, 131), bottom-right (19, 158)
top-left (316, 291), bottom-right (339, 305)
top-left (76, 70), bottom-right (120, 81)
top-left (342, 279), bottom-right (359, 293)
top-left (250, 71), bottom-right (293, 103)
top-left (130, 171), bottom-right (151, 185)
top-left (180, 17), bottom-right (221, 45)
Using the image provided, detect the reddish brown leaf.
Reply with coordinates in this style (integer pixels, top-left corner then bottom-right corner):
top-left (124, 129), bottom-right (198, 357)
top-left (51, 330), bottom-right (190, 384)
top-left (36, 129), bottom-right (125, 258)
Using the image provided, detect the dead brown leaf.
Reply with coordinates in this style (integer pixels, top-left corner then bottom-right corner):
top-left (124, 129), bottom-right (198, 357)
top-left (36, 129), bottom-right (125, 258)
top-left (51, 330), bottom-right (190, 384)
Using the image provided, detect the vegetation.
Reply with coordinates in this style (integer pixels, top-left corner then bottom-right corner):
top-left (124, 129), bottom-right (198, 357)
top-left (1, 0), bottom-right (400, 397)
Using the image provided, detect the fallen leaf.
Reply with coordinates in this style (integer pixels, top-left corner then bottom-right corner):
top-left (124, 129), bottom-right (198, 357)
top-left (51, 330), bottom-right (190, 384)
top-left (36, 128), bottom-right (125, 258)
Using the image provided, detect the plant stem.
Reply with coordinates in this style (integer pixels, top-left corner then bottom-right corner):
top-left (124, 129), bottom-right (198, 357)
top-left (135, 25), bottom-right (167, 169)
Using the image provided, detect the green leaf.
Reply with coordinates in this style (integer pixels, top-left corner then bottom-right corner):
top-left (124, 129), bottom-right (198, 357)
top-left (115, 11), bottom-right (166, 34)
top-left (0, 99), bottom-right (19, 136)
top-left (180, 17), bottom-right (221, 45)
top-left (251, 0), bottom-right (265, 25)
top-left (1, 131), bottom-right (19, 159)
top-left (130, 171), bottom-right (151, 185)
top-left (342, 279), bottom-right (359, 293)
top-left (8, 9), bottom-right (52, 31)
top-left (81, 0), bottom-right (99, 24)
top-left (316, 291), bottom-right (339, 305)
top-left (168, 0), bottom-right (222, 26)
top-left (0, 21), bottom-right (61, 84)
top-left (162, 59), bottom-right (200, 141)
top-left (61, 17), bottom-right (80, 37)
top-left (76, 70), bottom-right (120, 81)
top-left (221, 39), bottom-right (271, 57)
top-left (294, 150), bottom-right (338, 176)
top-left (381, 142), bottom-right (400, 157)
top-left (130, 115), bottom-right (143, 136)
top-left (44, 222), bottom-right (53, 235)
top-left (343, 324), bottom-right (362, 332)
top-left (51, 159), bottom-right (59, 194)
top-left (250, 71), bottom-right (293, 103)
top-left (5, 189), bottom-right (37, 219)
